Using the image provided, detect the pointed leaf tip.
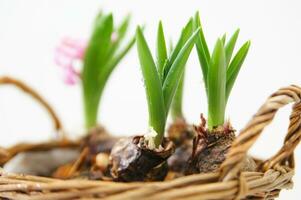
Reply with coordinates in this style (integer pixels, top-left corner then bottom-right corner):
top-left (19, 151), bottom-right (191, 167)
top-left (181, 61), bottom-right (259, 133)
top-left (225, 29), bottom-right (240, 65)
top-left (226, 40), bottom-right (251, 101)
top-left (156, 21), bottom-right (168, 79)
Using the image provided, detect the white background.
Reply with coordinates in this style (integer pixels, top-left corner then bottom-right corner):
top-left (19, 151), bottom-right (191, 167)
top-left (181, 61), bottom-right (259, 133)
top-left (0, 0), bottom-right (301, 199)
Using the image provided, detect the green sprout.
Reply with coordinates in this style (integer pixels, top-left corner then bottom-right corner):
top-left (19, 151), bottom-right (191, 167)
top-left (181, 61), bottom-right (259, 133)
top-left (193, 12), bottom-right (251, 130)
top-left (82, 12), bottom-right (135, 128)
top-left (170, 71), bottom-right (185, 121)
top-left (136, 19), bottom-right (200, 147)
top-left (168, 40), bottom-right (185, 121)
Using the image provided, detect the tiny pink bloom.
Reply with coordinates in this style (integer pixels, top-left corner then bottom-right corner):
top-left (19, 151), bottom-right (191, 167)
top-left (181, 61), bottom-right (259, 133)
top-left (61, 37), bottom-right (86, 59)
top-left (111, 32), bottom-right (118, 43)
top-left (54, 37), bottom-right (87, 85)
top-left (63, 65), bottom-right (80, 85)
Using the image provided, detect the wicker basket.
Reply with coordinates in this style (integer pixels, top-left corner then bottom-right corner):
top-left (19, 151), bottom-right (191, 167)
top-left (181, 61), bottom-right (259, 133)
top-left (1, 77), bottom-right (301, 200)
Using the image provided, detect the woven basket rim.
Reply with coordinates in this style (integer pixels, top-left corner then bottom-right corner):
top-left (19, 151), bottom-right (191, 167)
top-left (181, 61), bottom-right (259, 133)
top-left (1, 77), bottom-right (301, 200)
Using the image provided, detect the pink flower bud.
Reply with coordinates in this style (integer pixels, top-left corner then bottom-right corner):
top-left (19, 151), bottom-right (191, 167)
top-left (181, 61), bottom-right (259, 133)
top-left (63, 66), bottom-right (80, 85)
top-left (54, 37), bottom-right (87, 85)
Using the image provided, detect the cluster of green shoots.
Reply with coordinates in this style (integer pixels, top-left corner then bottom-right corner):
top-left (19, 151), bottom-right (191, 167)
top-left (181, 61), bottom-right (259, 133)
top-left (137, 12), bottom-right (251, 147)
top-left (193, 12), bottom-right (251, 130)
top-left (82, 10), bottom-right (250, 146)
top-left (136, 19), bottom-right (200, 148)
top-left (82, 12), bottom-right (135, 128)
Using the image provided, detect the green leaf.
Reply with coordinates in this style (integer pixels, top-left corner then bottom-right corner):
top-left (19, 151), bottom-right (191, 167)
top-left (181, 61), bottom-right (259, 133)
top-left (97, 34), bottom-right (136, 104)
top-left (163, 28), bottom-right (200, 112)
top-left (168, 38), bottom-right (173, 55)
top-left (82, 13), bottom-right (113, 128)
top-left (221, 33), bottom-right (226, 45)
top-left (156, 21), bottom-right (168, 80)
top-left (163, 18), bottom-right (193, 80)
top-left (93, 11), bottom-right (104, 26)
top-left (103, 35), bottom-right (136, 77)
top-left (136, 26), bottom-right (166, 146)
top-left (226, 41), bottom-right (251, 101)
top-left (106, 14), bottom-right (131, 61)
top-left (225, 29), bottom-right (240, 66)
top-left (169, 40), bottom-right (184, 120)
top-left (194, 11), bottom-right (210, 90)
top-left (207, 38), bottom-right (226, 129)
top-left (171, 70), bottom-right (185, 120)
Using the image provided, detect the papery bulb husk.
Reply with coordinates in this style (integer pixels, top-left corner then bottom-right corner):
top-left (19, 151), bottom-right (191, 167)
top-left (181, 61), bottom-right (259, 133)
top-left (167, 118), bottom-right (195, 174)
top-left (185, 126), bottom-right (235, 174)
top-left (145, 162), bottom-right (169, 181)
top-left (185, 120), bottom-right (257, 175)
top-left (168, 144), bottom-right (192, 174)
top-left (109, 136), bottom-right (175, 182)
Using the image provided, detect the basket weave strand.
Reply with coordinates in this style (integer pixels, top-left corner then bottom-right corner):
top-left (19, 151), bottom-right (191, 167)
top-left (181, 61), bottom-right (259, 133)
top-left (221, 85), bottom-right (301, 181)
top-left (0, 76), bottom-right (62, 132)
top-left (0, 85), bottom-right (300, 200)
top-left (0, 76), bottom-right (81, 166)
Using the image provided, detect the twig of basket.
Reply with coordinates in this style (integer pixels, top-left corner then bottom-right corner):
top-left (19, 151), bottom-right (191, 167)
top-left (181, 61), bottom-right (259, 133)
top-left (0, 140), bottom-right (80, 166)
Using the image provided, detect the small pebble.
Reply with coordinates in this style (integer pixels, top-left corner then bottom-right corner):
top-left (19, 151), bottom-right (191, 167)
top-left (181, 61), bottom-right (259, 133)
top-left (95, 153), bottom-right (109, 171)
